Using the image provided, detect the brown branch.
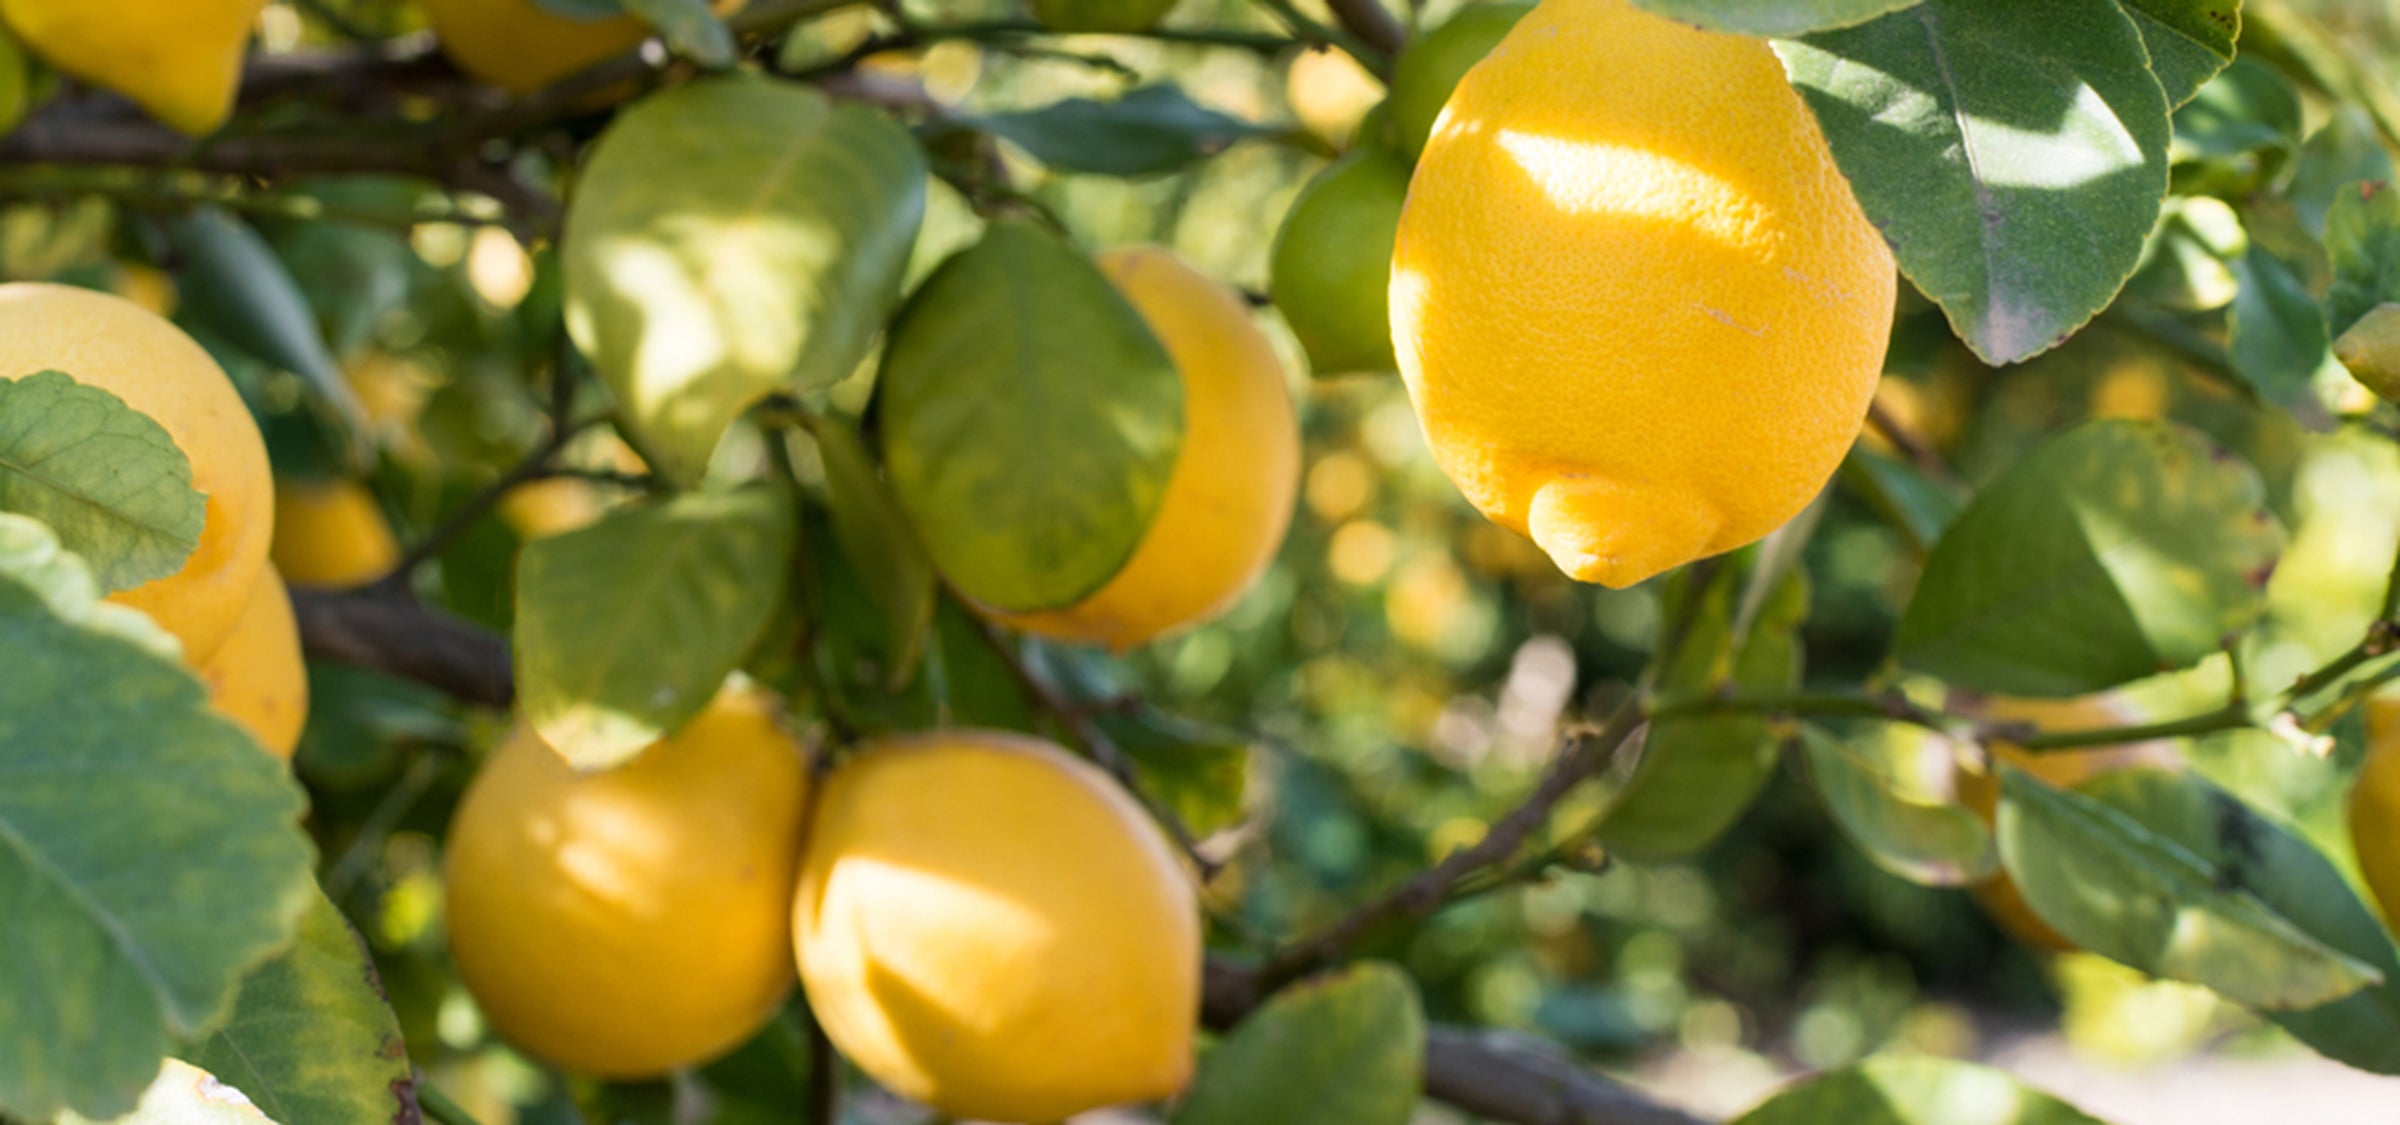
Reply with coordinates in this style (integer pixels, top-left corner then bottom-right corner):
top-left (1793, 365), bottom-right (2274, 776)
top-left (289, 587), bottom-right (512, 708)
top-left (1422, 1026), bottom-right (1710, 1125)
top-left (1321, 0), bottom-right (1408, 58)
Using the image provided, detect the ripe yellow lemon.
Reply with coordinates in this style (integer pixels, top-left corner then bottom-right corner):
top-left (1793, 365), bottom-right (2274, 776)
top-left (2349, 696), bottom-right (2400, 933)
top-left (1272, 147), bottom-right (1411, 377)
top-left (795, 732), bottom-right (1199, 1123)
top-left (0, 0), bottom-right (264, 134)
top-left (0, 283), bottom-right (272, 663)
top-left (1285, 47), bottom-right (1383, 148)
top-left (993, 248), bottom-right (1299, 650)
top-left (271, 478), bottom-right (400, 589)
top-left (195, 566), bottom-right (307, 760)
top-left (421, 0), bottom-right (746, 95)
top-left (445, 688), bottom-right (808, 1077)
top-left (1385, 2), bottom-right (1529, 159)
top-left (1953, 694), bottom-right (2178, 953)
top-left (1391, 0), bottom-right (1894, 588)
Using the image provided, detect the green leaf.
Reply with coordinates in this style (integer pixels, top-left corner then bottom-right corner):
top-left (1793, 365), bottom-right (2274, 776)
top-left (2290, 111), bottom-right (2393, 237)
top-left (2066, 770), bottom-right (2400, 1072)
top-left (2120, 0), bottom-right (2240, 109)
top-left (1801, 725), bottom-right (1995, 885)
top-left (2324, 180), bottom-right (2400, 338)
top-left (0, 371), bottom-right (203, 594)
top-left (2227, 243), bottom-right (2333, 420)
top-left (530, 0), bottom-right (627, 17)
top-left (1996, 767), bottom-right (2380, 1009)
top-left (1101, 709), bottom-right (1251, 837)
top-left (1895, 419), bottom-right (2281, 697)
top-left (1839, 447), bottom-right (1963, 555)
top-left (1628, 0), bottom-right (1916, 36)
top-left (800, 421), bottom-right (934, 691)
top-left (1171, 962), bottom-right (1425, 1125)
top-left (618, 0), bottom-right (734, 66)
top-left (261, 180), bottom-right (426, 359)
top-left (1778, 0), bottom-right (2171, 364)
top-left (170, 209), bottom-right (368, 439)
top-left (0, 514), bottom-right (314, 1122)
top-left (879, 220), bottom-right (1184, 614)
top-left (1733, 1056), bottom-right (2106, 1125)
top-left (972, 86), bottom-right (1274, 178)
top-left (1598, 562), bottom-right (1805, 860)
top-left (182, 890), bottom-right (415, 1125)
top-left (516, 487), bottom-right (797, 770)
top-left (2171, 57), bottom-right (2299, 169)
top-left (565, 76), bottom-right (928, 485)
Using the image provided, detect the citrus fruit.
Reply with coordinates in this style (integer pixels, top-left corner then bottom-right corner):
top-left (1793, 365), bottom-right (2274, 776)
top-left (795, 731), bottom-right (1199, 1122)
top-left (271, 478), bottom-right (399, 588)
top-left (1384, 2), bottom-right (1530, 158)
top-left (194, 566), bottom-right (306, 760)
top-left (1029, 0), bottom-right (1178, 34)
top-left (1272, 146), bottom-right (1410, 376)
top-left (1390, 0), bottom-right (1895, 588)
top-left (421, 0), bottom-right (746, 95)
top-left (0, 0), bottom-right (265, 134)
top-left (2349, 695), bottom-right (2400, 933)
top-left (444, 687), bottom-right (809, 1077)
top-left (992, 247), bottom-right (1300, 650)
top-left (2336, 302), bottom-right (2400, 404)
top-left (1286, 47), bottom-right (1383, 148)
top-left (0, 283), bottom-right (272, 663)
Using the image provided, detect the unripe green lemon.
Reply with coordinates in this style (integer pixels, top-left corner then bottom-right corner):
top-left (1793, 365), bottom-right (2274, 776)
top-left (2336, 302), bottom-right (2400, 404)
top-left (1272, 147), bottom-right (1411, 376)
top-left (1386, 1), bottom-right (1532, 159)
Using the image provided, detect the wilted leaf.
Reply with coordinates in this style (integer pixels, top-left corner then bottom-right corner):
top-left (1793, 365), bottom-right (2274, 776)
top-left (0, 371), bottom-right (203, 593)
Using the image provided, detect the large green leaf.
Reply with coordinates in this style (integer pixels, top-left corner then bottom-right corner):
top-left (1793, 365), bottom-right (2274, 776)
top-left (2065, 770), bottom-right (2400, 1071)
top-left (619, 0), bottom-right (734, 67)
top-left (2290, 111), bottom-right (2392, 237)
top-left (1997, 768), bottom-right (2379, 1009)
top-left (1734, 1056), bottom-right (2105, 1125)
top-left (0, 515), bottom-right (315, 1121)
top-left (1778, 0), bottom-right (2171, 364)
top-left (2325, 180), bottom-right (2400, 338)
top-left (171, 209), bottom-right (368, 438)
top-left (565, 76), bottom-right (927, 485)
top-left (2121, 0), bottom-right (2240, 108)
top-left (972, 86), bottom-right (1276, 178)
top-left (1598, 562), bottom-right (1805, 860)
top-left (0, 371), bottom-right (203, 594)
top-left (2226, 243), bottom-right (2334, 421)
top-left (801, 421), bottom-right (934, 691)
top-left (1171, 962), bottom-right (1424, 1125)
top-left (516, 487), bottom-right (797, 770)
top-left (879, 221), bottom-right (1184, 614)
top-left (1629, 0), bottom-right (1916, 36)
top-left (182, 890), bottom-right (415, 1125)
top-left (1894, 419), bottom-right (2281, 696)
top-left (1802, 725), bottom-right (1995, 886)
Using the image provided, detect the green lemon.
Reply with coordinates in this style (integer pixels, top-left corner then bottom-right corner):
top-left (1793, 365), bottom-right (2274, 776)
top-left (1030, 0), bottom-right (1179, 33)
top-left (1271, 146), bottom-right (1411, 377)
top-left (1387, 1), bottom-right (1534, 158)
top-left (2337, 302), bottom-right (2400, 403)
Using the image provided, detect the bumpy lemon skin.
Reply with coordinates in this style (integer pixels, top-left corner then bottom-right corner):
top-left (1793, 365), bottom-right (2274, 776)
top-left (0, 0), bottom-right (264, 135)
top-left (2350, 697), bottom-right (2400, 935)
top-left (444, 689), bottom-right (808, 1078)
top-left (421, 0), bottom-right (746, 94)
top-left (1390, 0), bottom-right (1895, 588)
top-left (272, 478), bottom-right (401, 589)
top-left (994, 248), bottom-right (1301, 651)
top-left (0, 283), bottom-right (273, 663)
top-left (196, 566), bottom-right (307, 760)
top-left (795, 732), bottom-right (1200, 1123)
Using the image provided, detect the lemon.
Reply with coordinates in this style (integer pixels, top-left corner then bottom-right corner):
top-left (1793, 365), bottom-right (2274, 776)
top-left (2349, 696), bottom-right (2400, 933)
top-left (1030, 0), bottom-right (1178, 34)
top-left (498, 478), bottom-right (607, 541)
top-left (0, 283), bottom-right (272, 663)
top-left (2336, 302), bottom-right (2400, 404)
top-left (993, 248), bottom-right (1300, 651)
top-left (0, 0), bottom-right (264, 134)
top-left (1391, 0), bottom-right (1894, 588)
top-left (1285, 47), bottom-right (1384, 148)
top-left (1385, 2), bottom-right (1529, 158)
top-left (421, 0), bottom-right (746, 95)
top-left (796, 731), bottom-right (1199, 1122)
top-left (271, 478), bottom-right (400, 589)
top-left (195, 566), bottom-right (307, 760)
top-left (1953, 694), bottom-right (2178, 953)
top-left (1272, 147), bottom-right (1410, 377)
top-left (445, 688), bottom-right (808, 1077)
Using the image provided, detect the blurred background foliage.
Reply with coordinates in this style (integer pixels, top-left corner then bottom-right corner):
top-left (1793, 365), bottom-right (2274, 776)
top-left (10, 0), bottom-right (2400, 1120)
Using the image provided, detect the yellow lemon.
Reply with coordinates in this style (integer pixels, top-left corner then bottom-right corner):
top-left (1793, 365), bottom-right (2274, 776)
top-left (1272, 146), bottom-right (1411, 377)
top-left (445, 688), bottom-right (808, 1077)
top-left (0, 0), bottom-right (264, 134)
top-left (1391, 0), bottom-right (1894, 588)
top-left (498, 478), bottom-right (607, 541)
top-left (2349, 696), bottom-right (2400, 933)
top-left (195, 566), bottom-right (306, 760)
top-left (993, 248), bottom-right (1300, 650)
top-left (421, 0), bottom-right (746, 95)
top-left (1953, 694), bottom-right (2179, 953)
top-left (0, 283), bottom-right (272, 663)
top-left (271, 478), bottom-right (400, 589)
top-left (1385, 2), bottom-right (1529, 158)
top-left (795, 732), bottom-right (1199, 1123)
top-left (1285, 47), bottom-right (1384, 148)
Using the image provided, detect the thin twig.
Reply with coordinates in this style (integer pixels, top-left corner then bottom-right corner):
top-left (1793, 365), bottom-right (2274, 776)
top-left (1863, 396), bottom-right (1955, 484)
top-left (1321, 0), bottom-right (1407, 58)
top-left (374, 416), bottom-right (598, 589)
